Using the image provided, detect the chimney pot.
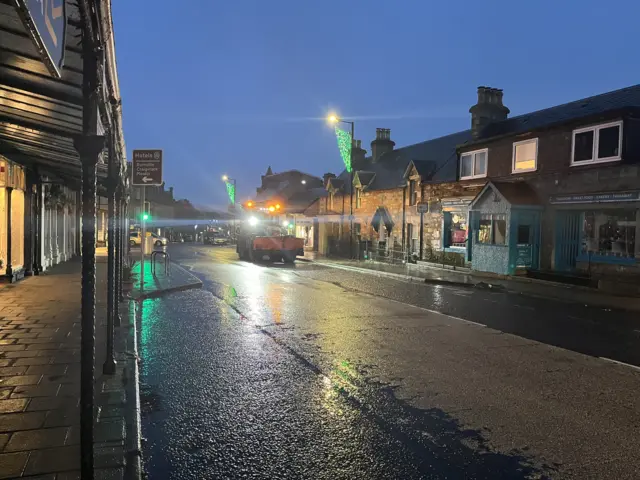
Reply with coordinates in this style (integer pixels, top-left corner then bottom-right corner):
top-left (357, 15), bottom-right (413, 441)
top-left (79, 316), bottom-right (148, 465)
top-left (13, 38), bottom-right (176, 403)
top-left (470, 86), bottom-right (509, 139)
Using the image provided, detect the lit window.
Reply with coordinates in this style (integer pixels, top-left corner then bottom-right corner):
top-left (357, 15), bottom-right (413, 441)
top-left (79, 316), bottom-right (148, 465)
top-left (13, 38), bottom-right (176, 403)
top-left (460, 149), bottom-right (488, 180)
top-left (571, 121), bottom-right (622, 165)
top-left (512, 139), bottom-right (538, 173)
top-left (355, 188), bottom-right (361, 208)
top-left (478, 214), bottom-right (506, 245)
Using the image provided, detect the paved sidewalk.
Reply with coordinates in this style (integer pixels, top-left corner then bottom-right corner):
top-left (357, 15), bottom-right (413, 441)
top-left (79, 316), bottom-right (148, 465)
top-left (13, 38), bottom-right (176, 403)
top-left (0, 259), bottom-right (137, 479)
top-left (129, 259), bottom-right (203, 301)
top-left (314, 257), bottom-right (640, 312)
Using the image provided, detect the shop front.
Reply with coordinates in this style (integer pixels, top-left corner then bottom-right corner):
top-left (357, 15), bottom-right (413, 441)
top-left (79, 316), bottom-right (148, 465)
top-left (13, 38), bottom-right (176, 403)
top-left (551, 191), bottom-right (640, 275)
top-left (0, 156), bottom-right (26, 282)
top-left (440, 196), bottom-right (475, 262)
top-left (469, 182), bottom-right (542, 275)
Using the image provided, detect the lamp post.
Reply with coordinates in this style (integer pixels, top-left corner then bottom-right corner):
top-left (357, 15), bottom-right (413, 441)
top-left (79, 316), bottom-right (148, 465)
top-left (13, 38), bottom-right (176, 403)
top-left (328, 114), bottom-right (355, 259)
top-left (222, 175), bottom-right (236, 241)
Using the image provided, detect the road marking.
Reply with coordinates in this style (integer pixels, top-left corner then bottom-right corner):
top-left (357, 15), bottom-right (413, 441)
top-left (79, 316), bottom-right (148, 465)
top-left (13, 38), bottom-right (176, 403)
top-left (382, 296), bottom-right (486, 328)
top-left (599, 357), bottom-right (640, 372)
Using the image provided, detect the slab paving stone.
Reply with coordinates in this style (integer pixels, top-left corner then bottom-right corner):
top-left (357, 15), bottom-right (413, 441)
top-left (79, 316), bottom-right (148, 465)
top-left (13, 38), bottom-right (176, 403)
top-left (4, 426), bottom-right (70, 452)
top-left (0, 398), bottom-right (28, 413)
top-left (0, 411), bottom-right (47, 432)
top-left (0, 451), bottom-right (29, 478)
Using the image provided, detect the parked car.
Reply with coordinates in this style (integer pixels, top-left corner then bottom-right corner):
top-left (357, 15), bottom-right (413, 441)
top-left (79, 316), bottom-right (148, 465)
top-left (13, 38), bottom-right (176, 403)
top-left (129, 231), bottom-right (168, 247)
top-left (203, 232), bottom-right (230, 245)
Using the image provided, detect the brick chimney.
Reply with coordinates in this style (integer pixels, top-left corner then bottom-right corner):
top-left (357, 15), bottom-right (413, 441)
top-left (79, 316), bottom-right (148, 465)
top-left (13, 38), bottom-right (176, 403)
top-left (352, 139), bottom-right (367, 170)
top-left (469, 86), bottom-right (510, 139)
top-left (370, 128), bottom-right (395, 163)
top-left (323, 172), bottom-right (336, 188)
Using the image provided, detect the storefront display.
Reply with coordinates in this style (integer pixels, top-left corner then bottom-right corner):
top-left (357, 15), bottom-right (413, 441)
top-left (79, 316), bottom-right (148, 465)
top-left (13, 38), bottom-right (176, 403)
top-left (582, 209), bottom-right (637, 259)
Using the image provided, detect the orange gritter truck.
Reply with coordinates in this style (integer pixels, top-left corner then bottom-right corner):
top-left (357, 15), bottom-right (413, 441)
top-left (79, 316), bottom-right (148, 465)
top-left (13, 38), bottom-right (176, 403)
top-left (236, 214), bottom-right (304, 263)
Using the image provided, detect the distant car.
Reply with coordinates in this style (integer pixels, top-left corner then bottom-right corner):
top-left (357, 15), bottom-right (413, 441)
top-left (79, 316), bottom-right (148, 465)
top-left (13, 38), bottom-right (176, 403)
top-left (204, 233), bottom-right (229, 245)
top-left (129, 231), bottom-right (168, 247)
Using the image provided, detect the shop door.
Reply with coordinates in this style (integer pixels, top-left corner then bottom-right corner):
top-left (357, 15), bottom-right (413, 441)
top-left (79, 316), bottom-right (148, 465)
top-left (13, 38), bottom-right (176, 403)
top-left (513, 211), bottom-right (540, 271)
top-left (555, 211), bottom-right (581, 272)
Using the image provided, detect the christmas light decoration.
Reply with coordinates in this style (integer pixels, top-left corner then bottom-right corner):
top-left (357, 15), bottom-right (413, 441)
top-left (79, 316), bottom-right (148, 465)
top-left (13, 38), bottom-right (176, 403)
top-left (335, 126), bottom-right (352, 172)
top-left (225, 181), bottom-right (235, 204)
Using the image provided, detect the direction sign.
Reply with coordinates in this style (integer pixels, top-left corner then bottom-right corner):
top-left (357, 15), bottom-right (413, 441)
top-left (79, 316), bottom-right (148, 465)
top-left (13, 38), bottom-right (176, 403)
top-left (132, 150), bottom-right (163, 186)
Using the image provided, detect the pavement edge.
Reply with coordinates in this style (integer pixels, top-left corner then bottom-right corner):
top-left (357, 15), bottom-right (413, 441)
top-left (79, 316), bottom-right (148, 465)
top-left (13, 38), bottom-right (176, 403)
top-left (122, 301), bottom-right (143, 480)
top-left (130, 262), bottom-right (203, 301)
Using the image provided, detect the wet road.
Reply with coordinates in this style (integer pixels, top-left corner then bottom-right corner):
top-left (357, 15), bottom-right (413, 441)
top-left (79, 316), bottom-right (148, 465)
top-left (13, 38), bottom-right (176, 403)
top-left (140, 244), bottom-right (640, 479)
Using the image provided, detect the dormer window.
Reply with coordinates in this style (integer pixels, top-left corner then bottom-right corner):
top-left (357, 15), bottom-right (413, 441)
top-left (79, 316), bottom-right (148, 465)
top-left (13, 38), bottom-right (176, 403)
top-left (355, 188), bottom-right (362, 208)
top-left (571, 121), bottom-right (622, 166)
top-left (460, 149), bottom-right (488, 180)
top-left (409, 179), bottom-right (418, 205)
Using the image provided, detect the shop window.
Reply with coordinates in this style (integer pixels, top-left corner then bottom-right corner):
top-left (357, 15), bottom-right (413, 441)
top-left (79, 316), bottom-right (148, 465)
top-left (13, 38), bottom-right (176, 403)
top-left (460, 149), bottom-right (488, 180)
top-left (477, 214), bottom-right (506, 245)
top-left (443, 212), bottom-right (468, 248)
top-left (582, 210), bottom-right (636, 258)
top-left (571, 121), bottom-right (622, 165)
top-left (512, 139), bottom-right (538, 173)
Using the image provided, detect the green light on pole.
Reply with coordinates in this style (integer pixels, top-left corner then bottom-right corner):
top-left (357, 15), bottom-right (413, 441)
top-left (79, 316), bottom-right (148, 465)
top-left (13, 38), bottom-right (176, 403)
top-left (335, 126), bottom-right (352, 172)
top-left (225, 181), bottom-right (235, 204)
top-left (142, 213), bottom-right (149, 221)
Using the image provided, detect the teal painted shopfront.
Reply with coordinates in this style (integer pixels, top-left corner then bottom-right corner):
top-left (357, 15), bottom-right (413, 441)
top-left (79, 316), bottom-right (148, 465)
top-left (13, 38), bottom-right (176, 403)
top-left (468, 182), bottom-right (542, 275)
top-left (551, 191), bottom-right (640, 273)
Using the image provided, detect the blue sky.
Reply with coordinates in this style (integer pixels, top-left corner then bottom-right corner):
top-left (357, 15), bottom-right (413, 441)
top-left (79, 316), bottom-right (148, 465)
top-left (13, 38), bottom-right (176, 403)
top-left (113, 0), bottom-right (640, 210)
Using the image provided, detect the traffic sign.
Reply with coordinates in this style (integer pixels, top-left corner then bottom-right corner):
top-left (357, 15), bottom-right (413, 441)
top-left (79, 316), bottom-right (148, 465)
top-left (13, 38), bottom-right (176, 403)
top-left (132, 149), bottom-right (163, 186)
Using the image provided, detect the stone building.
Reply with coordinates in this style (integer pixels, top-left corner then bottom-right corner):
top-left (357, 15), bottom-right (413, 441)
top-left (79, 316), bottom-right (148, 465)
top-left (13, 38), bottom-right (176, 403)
top-left (459, 84), bottom-right (640, 286)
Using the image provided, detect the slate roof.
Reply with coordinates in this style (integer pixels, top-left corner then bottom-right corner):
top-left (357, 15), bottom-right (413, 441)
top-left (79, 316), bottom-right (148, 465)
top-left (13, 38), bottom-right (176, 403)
top-left (335, 129), bottom-right (473, 193)
top-left (477, 83), bottom-right (640, 140)
top-left (472, 181), bottom-right (541, 208)
top-left (287, 188), bottom-right (327, 213)
top-left (355, 171), bottom-right (376, 188)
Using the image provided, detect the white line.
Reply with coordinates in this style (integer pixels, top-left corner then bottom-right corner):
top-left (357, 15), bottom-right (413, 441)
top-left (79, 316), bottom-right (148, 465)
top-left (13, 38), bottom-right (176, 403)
top-left (599, 357), bottom-right (640, 372)
top-left (381, 295), bottom-right (486, 328)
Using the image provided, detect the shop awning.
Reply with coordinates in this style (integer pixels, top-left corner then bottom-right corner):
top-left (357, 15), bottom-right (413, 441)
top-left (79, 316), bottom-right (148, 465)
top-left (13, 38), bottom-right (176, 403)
top-left (0, 1), bottom-right (115, 186)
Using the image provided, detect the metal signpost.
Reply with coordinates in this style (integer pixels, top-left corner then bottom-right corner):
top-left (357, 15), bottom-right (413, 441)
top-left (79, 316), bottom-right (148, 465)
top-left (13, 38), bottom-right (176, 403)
top-left (132, 150), bottom-right (163, 290)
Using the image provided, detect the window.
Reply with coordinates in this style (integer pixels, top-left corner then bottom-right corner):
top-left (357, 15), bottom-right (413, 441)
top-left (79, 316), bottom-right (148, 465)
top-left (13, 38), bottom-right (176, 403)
top-left (460, 149), bottom-right (488, 180)
top-left (517, 225), bottom-right (531, 244)
top-left (582, 209), bottom-right (636, 258)
top-left (571, 121), bottom-right (622, 165)
top-left (512, 139), bottom-right (538, 173)
top-left (409, 180), bottom-right (418, 205)
top-left (328, 192), bottom-right (334, 211)
top-left (477, 214), bottom-right (506, 245)
top-left (444, 212), bottom-right (468, 248)
top-left (355, 188), bottom-right (361, 208)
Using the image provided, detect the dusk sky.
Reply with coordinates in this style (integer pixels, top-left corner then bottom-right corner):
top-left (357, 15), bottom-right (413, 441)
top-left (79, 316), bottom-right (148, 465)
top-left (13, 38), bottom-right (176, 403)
top-left (113, 0), bottom-right (640, 211)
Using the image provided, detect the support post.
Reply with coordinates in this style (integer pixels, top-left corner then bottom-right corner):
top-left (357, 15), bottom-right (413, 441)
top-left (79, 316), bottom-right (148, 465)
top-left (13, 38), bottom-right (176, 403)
top-left (33, 177), bottom-right (42, 275)
top-left (76, 16), bottom-right (104, 474)
top-left (419, 210), bottom-right (424, 261)
top-left (103, 134), bottom-right (117, 374)
top-left (114, 186), bottom-right (123, 325)
top-left (76, 190), bottom-right (82, 256)
top-left (24, 172), bottom-right (35, 276)
top-left (140, 186), bottom-right (145, 290)
top-left (5, 187), bottom-right (13, 281)
top-left (75, 134), bottom-right (104, 479)
top-left (349, 122), bottom-right (354, 259)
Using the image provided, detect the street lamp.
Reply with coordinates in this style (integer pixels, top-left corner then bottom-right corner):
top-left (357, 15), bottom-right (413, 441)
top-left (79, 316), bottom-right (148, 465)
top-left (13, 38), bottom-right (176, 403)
top-left (327, 113), bottom-right (355, 259)
top-left (222, 175), bottom-right (237, 240)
